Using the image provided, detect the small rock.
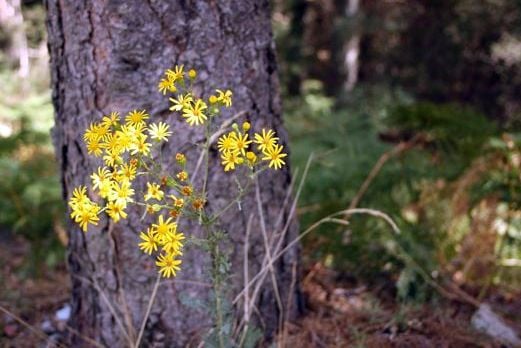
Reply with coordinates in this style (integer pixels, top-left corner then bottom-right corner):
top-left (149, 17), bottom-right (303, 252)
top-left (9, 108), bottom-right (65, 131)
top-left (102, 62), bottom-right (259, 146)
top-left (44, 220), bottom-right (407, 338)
top-left (55, 304), bottom-right (71, 322)
top-left (471, 303), bottom-right (521, 347)
top-left (41, 319), bottom-right (55, 334)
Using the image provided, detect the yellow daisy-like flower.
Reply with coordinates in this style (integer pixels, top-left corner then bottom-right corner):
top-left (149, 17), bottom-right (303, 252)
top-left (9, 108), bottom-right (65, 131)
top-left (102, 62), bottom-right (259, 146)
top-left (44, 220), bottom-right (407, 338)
top-left (84, 123), bottom-right (100, 143)
top-left (148, 122), bottom-right (172, 142)
top-left (144, 182), bottom-right (164, 202)
top-left (86, 138), bottom-right (103, 157)
top-left (254, 129), bottom-right (279, 152)
top-left (129, 135), bottom-right (152, 157)
top-left (69, 186), bottom-right (89, 207)
top-left (165, 65), bottom-right (184, 83)
top-left (231, 132), bottom-right (252, 156)
top-left (117, 163), bottom-right (137, 182)
top-left (158, 78), bottom-right (176, 95)
top-left (262, 143), bottom-right (287, 170)
top-left (91, 167), bottom-right (112, 196)
top-left (169, 93), bottom-right (193, 112)
top-left (217, 133), bottom-right (235, 153)
top-left (152, 215), bottom-right (177, 240)
top-left (156, 253), bottom-right (182, 278)
top-left (106, 201), bottom-right (128, 222)
top-left (100, 133), bottom-right (123, 155)
top-left (103, 150), bottom-right (123, 167)
top-left (109, 180), bottom-right (134, 206)
top-left (221, 151), bottom-right (243, 172)
top-left (125, 109), bottom-right (149, 127)
top-left (70, 202), bottom-right (100, 232)
top-left (182, 99), bottom-right (208, 126)
top-left (101, 112), bottom-right (120, 128)
top-left (216, 89), bottom-right (233, 107)
top-left (139, 228), bottom-right (159, 255)
top-left (114, 125), bottom-right (135, 151)
top-left (162, 231), bottom-right (185, 256)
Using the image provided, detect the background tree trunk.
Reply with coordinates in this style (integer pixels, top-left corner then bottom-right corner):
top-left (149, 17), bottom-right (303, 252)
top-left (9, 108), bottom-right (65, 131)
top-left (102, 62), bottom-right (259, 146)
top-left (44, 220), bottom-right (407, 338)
top-left (45, 0), bottom-right (300, 346)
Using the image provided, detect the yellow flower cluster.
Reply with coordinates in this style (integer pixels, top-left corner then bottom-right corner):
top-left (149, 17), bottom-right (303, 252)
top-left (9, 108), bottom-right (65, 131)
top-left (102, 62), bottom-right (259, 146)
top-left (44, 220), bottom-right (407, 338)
top-left (158, 65), bottom-right (233, 127)
top-left (68, 65), bottom-right (289, 279)
top-left (217, 122), bottom-right (287, 171)
top-left (69, 111), bottom-right (190, 277)
top-left (139, 215), bottom-right (184, 278)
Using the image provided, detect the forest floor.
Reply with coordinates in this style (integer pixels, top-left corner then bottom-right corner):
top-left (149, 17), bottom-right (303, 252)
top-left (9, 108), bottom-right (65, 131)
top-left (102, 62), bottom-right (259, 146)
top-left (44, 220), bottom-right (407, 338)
top-left (1, 234), bottom-right (520, 347)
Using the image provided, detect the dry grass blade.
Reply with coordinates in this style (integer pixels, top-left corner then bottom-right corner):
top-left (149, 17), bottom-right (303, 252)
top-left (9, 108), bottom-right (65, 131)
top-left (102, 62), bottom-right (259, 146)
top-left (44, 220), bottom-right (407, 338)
top-left (134, 273), bottom-right (161, 348)
top-left (234, 208), bottom-right (400, 305)
top-left (247, 154), bottom-right (313, 311)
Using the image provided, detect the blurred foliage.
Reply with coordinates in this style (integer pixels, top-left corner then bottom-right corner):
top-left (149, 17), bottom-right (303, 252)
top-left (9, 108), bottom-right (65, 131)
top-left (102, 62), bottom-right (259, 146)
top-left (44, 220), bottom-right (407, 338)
top-left (273, 0), bottom-right (521, 301)
top-left (284, 81), bottom-right (520, 300)
top-left (0, 1), bottom-right (64, 272)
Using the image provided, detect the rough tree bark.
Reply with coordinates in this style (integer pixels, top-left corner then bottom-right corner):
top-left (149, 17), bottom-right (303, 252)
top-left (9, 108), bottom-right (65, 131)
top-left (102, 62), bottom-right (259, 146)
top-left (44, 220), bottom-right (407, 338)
top-left (45, 1), bottom-right (300, 346)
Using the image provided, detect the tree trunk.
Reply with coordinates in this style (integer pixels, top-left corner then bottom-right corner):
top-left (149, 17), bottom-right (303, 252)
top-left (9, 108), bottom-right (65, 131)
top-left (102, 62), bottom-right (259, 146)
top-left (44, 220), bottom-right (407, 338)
top-left (45, 1), bottom-right (300, 346)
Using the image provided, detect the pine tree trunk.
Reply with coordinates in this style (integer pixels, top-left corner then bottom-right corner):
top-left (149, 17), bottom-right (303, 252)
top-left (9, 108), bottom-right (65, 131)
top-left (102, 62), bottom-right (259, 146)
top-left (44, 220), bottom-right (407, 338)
top-left (45, 1), bottom-right (300, 346)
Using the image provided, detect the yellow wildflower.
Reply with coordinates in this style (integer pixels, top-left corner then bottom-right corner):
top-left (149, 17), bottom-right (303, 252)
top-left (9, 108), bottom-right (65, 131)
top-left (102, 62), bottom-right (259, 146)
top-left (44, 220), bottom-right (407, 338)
top-left (231, 132), bottom-right (252, 156)
top-left (162, 231), bottom-right (185, 255)
top-left (182, 99), bottom-right (208, 126)
top-left (106, 201), bottom-right (128, 222)
top-left (192, 198), bottom-right (205, 211)
top-left (109, 180), bottom-right (134, 206)
top-left (117, 163), bottom-right (137, 181)
top-left (158, 78), bottom-right (176, 95)
top-left (91, 167), bottom-right (112, 195)
top-left (254, 128), bottom-right (279, 152)
top-left (69, 186), bottom-right (89, 207)
top-left (216, 89), bottom-right (232, 107)
top-left (139, 228), bottom-right (159, 255)
top-left (129, 135), bottom-right (151, 156)
top-left (166, 65), bottom-right (184, 83)
top-left (101, 112), bottom-right (120, 128)
top-left (169, 93), bottom-right (193, 112)
top-left (217, 133), bottom-right (235, 153)
top-left (148, 122), bottom-right (172, 142)
top-left (145, 182), bottom-right (164, 201)
top-left (86, 138), bottom-right (103, 157)
top-left (262, 143), bottom-right (287, 170)
top-left (221, 151), bottom-right (243, 172)
top-left (70, 202), bottom-right (100, 232)
top-left (125, 109), bottom-right (149, 127)
top-left (152, 215), bottom-right (177, 239)
top-left (170, 195), bottom-right (184, 208)
top-left (156, 253), bottom-right (182, 278)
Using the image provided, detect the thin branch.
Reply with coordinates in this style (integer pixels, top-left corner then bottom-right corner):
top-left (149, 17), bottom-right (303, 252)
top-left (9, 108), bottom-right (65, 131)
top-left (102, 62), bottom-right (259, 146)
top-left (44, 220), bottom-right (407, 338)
top-left (348, 137), bottom-right (418, 211)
